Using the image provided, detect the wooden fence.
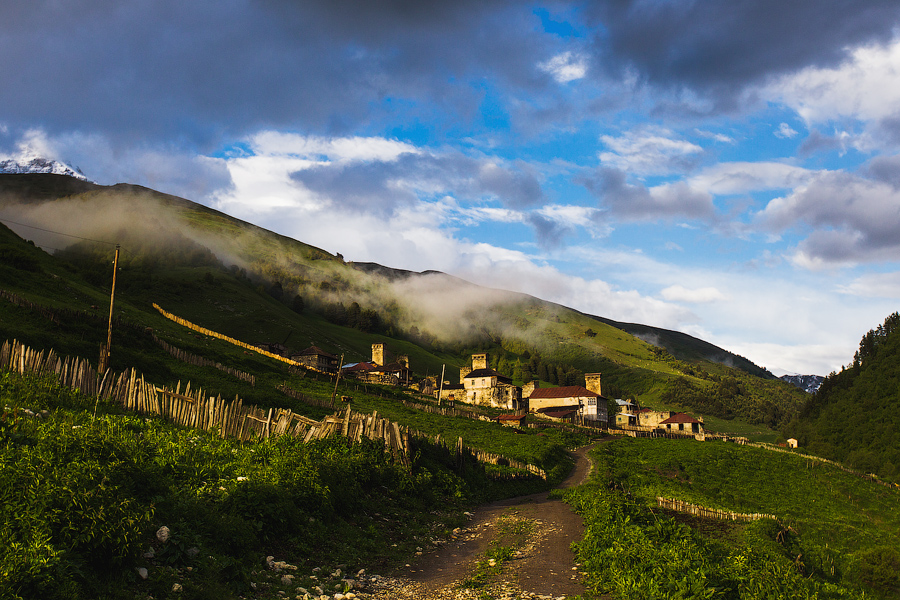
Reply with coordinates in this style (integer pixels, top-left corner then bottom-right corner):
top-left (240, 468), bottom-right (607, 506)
top-left (152, 303), bottom-right (305, 368)
top-left (656, 497), bottom-right (774, 522)
top-left (1, 339), bottom-right (550, 478)
top-left (149, 333), bottom-right (256, 385)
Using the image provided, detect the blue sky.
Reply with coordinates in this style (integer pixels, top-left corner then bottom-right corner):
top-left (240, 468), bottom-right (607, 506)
top-left (4, 0), bottom-right (900, 375)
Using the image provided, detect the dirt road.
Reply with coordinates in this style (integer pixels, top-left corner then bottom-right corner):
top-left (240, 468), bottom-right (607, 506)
top-left (361, 444), bottom-right (596, 600)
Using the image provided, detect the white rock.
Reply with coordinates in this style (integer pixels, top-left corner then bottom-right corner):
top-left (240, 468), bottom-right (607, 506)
top-left (156, 526), bottom-right (170, 543)
top-left (136, 567), bottom-right (148, 580)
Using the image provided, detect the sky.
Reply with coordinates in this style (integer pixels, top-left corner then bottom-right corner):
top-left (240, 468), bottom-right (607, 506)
top-left (3, 0), bottom-right (900, 376)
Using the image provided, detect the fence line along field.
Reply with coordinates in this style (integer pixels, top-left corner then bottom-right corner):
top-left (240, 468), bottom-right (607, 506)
top-left (0, 338), bottom-right (547, 478)
top-left (656, 496), bottom-right (775, 522)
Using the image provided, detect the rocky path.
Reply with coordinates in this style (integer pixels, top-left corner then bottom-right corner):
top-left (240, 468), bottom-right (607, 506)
top-left (360, 445), bottom-right (596, 600)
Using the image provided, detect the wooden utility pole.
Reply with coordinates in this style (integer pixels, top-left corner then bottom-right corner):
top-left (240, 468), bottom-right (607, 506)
top-left (100, 244), bottom-right (120, 372)
top-left (437, 364), bottom-right (445, 406)
top-left (330, 353), bottom-right (345, 409)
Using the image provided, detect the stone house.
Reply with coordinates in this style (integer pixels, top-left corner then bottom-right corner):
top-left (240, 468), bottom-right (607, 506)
top-left (658, 412), bottom-right (704, 434)
top-left (459, 353), bottom-right (523, 410)
top-left (290, 345), bottom-right (339, 374)
top-left (524, 373), bottom-right (607, 424)
top-left (344, 343), bottom-right (411, 386)
top-left (637, 408), bottom-right (677, 428)
top-left (787, 438), bottom-right (798, 449)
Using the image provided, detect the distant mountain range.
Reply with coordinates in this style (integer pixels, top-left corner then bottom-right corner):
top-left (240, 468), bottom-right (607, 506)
top-left (0, 157), bottom-right (91, 182)
top-left (779, 373), bottom-right (823, 394)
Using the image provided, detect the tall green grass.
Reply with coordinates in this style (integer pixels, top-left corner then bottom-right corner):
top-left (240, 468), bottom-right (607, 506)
top-left (0, 371), bottom-right (541, 600)
top-left (563, 437), bottom-right (900, 599)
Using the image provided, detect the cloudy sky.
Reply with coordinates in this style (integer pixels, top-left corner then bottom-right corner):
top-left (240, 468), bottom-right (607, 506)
top-left (4, 0), bottom-right (900, 376)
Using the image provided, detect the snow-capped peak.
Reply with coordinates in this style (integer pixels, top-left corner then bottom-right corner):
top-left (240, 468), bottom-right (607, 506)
top-left (0, 156), bottom-right (92, 182)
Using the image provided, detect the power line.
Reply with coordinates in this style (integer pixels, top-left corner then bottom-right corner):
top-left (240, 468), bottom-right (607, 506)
top-left (0, 217), bottom-right (118, 246)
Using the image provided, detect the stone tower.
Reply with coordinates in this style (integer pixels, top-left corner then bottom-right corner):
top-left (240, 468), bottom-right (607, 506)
top-left (472, 353), bottom-right (488, 370)
top-left (372, 343), bottom-right (384, 366)
top-left (585, 373), bottom-right (602, 396)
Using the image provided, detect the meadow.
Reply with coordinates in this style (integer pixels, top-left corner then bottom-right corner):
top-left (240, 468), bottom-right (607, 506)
top-left (563, 437), bottom-right (900, 599)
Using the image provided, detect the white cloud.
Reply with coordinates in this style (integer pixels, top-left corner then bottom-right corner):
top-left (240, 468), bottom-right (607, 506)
top-left (661, 285), bottom-right (728, 303)
top-left (770, 37), bottom-right (900, 124)
top-left (248, 131), bottom-right (419, 163)
top-left (688, 162), bottom-right (816, 195)
top-left (839, 271), bottom-right (900, 298)
top-left (756, 171), bottom-right (900, 265)
top-left (538, 51), bottom-right (587, 83)
top-left (725, 342), bottom-right (852, 377)
top-left (694, 129), bottom-right (735, 143)
top-left (599, 127), bottom-right (703, 176)
top-left (774, 122), bottom-right (798, 139)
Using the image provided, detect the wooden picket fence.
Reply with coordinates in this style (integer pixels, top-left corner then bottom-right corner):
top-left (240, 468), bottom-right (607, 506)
top-left (0, 339), bottom-right (410, 461)
top-left (0, 339), bottom-right (547, 478)
top-left (657, 497), bottom-right (774, 522)
top-left (149, 333), bottom-right (256, 385)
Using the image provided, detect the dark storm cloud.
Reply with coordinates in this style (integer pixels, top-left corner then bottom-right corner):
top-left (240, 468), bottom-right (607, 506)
top-left (290, 151), bottom-right (545, 215)
top-left (585, 0), bottom-right (900, 109)
top-left (6, 0), bottom-right (899, 151)
top-left (0, 0), bottom-right (553, 146)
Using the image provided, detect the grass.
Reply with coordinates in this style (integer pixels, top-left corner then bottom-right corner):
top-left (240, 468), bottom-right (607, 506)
top-left (0, 370), bottom-right (496, 599)
top-left (563, 436), bottom-right (900, 599)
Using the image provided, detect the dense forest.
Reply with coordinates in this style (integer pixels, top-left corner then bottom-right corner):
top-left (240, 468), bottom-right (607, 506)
top-left (784, 312), bottom-right (900, 481)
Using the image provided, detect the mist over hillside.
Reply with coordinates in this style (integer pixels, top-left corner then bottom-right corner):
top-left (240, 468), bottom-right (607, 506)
top-left (0, 173), bottom-right (808, 430)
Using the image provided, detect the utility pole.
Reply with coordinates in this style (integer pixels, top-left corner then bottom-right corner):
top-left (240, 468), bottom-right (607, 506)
top-left (100, 244), bottom-right (120, 372)
top-left (437, 364), bottom-right (445, 406)
top-left (330, 353), bottom-right (345, 409)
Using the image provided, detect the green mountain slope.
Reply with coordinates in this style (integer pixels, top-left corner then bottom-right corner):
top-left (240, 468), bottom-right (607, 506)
top-left (785, 312), bottom-right (900, 481)
top-left (590, 314), bottom-right (775, 379)
top-left (0, 174), bottom-right (806, 430)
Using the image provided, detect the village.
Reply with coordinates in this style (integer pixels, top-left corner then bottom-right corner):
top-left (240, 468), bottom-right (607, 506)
top-left (269, 340), bottom-right (714, 440)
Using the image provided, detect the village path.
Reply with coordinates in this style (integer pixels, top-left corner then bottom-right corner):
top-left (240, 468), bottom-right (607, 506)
top-left (362, 444), bottom-right (598, 600)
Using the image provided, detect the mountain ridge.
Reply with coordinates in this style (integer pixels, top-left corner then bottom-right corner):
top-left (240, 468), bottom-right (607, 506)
top-left (0, 172), bottom-right (807, 428)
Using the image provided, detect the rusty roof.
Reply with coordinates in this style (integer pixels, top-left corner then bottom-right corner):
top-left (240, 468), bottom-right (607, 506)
top-left (659, 413), bottom-right (701, 425)
top-left (529, 386), bottom-right (598, 399)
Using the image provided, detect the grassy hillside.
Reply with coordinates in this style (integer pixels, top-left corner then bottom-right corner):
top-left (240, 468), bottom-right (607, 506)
top-left (564, 437), bottom-right (900, 599)
top-left (0, 173), bottom-right (806, 433)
